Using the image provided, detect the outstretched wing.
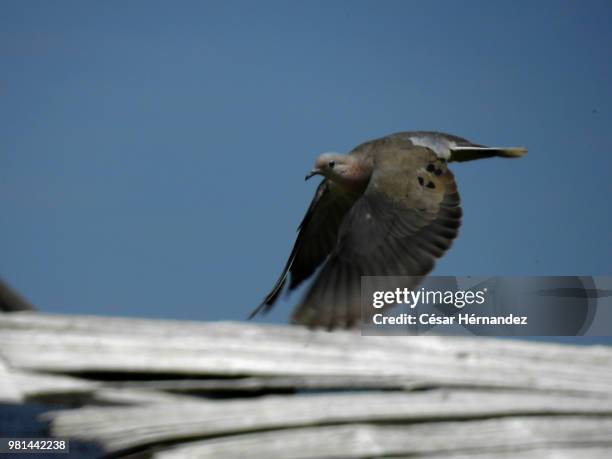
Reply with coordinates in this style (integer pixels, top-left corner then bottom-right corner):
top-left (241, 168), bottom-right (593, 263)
top-left (291, 145), bottom-right (462, 329)
top-left (249, 180), bottom-right (359, 318)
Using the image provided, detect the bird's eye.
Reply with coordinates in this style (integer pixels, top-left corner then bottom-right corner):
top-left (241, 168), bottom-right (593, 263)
top-left (328, 160), bottom-right (336, 168)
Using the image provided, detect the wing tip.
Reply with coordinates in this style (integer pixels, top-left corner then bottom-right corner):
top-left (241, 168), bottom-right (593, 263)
top-left (248, 276), bottom-right (287, 319)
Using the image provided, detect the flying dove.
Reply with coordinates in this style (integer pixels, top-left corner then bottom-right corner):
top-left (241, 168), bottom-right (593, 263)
top-left (251, 131), bottom-right (526, 329)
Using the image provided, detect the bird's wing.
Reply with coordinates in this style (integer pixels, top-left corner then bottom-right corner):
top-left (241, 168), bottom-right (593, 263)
top-left (249, 180), bottom-right (359, 318)
top-left (291, 146), bottom-right (462, 329)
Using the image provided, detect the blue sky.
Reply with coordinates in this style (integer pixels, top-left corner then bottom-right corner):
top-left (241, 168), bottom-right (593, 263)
top-left (2, 1), bottom-right (611, 336)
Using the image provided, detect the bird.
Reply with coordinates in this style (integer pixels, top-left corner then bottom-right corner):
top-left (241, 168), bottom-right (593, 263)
top-left (250, 131), bottom-right (526, 329)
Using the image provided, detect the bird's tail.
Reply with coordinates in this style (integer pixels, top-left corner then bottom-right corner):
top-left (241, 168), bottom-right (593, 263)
top-left (449, 146), bottom-right (527, 162)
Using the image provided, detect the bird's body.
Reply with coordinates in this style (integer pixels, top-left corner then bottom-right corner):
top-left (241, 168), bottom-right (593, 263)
top-left (251, 131), bottom-right (526, 329)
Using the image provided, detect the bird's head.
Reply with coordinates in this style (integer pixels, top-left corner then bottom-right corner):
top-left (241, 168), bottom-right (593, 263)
top-left (305, 152), bottom-right (372, 192)
top-left (305, 153), bottom-right (353, 181)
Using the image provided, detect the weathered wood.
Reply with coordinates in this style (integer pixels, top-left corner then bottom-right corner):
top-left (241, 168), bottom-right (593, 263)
top-left (9, 370), bottom-right (204, 406)
top-left (46, 390), bottom-right (612, 453)
top-left (12, 370), bottom-right (99, 397)
top-left (0, 358), bottom-right (22, 402)
top-left (4, 312), bottom-right (612, 365)
top-left (1, 313), bottom-right (611, 396)
top-left (6, 368), bottom-right (416, 400)
top-left (2, 312), bottom-right (612, 459)
top-left (394, 449), bottom-right (612, 459)
top-left (153, 417), bottom-right (612, 459)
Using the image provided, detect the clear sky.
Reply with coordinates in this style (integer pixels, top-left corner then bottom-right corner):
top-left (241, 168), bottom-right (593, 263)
top-left (2, 1), bottom-right (611, 337)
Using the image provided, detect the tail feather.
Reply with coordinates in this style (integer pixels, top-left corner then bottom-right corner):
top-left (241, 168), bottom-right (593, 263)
top-left (450, 146), bottom-right (527, 162)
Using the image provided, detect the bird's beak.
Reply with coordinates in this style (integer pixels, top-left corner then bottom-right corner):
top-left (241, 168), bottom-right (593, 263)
top-left (305, 169), bottom-right (321, 181)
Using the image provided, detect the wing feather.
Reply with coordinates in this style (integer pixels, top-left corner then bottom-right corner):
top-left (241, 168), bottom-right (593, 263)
top-left (249, 180), bottom-right (358, 318)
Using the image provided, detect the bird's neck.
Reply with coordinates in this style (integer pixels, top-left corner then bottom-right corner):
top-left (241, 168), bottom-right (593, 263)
top-left (332, 157), bottom-right (372, 193)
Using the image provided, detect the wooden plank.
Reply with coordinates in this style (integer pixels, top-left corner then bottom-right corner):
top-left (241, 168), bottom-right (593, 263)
top-left (12, 370), bottom-right (99, 397)
top-left (394, 448), bottom-right (612, 459)
top-left (46, 390), bottom-right (612, 453)
top-left (0, 358), bottom-right (22, 402)
top-left (3, 312), bottom-right (612, 365)
top-left (83, 387), bottom-right (203, 406)
top-left (1, 313), bottom-right (612, 395)
top-left (11, 370), bottom-right (205, 406)
top-left (9, 369), bottom-right (416, 400)
top-left (152, 417), bottom-right (612, 459)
